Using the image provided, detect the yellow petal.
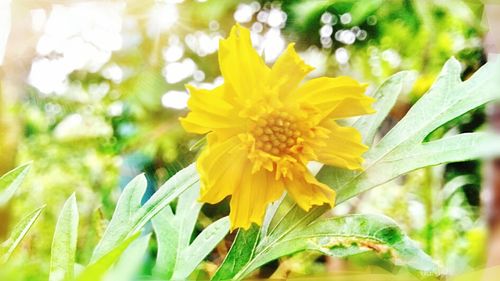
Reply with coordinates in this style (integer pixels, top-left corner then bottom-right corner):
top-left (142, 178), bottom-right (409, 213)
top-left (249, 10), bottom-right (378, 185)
top-left (293, 76), bottom-right (375, 121)
top-left (198, 134), bottom-right (247, 204)
top-left (218, 24), bottom-right (270, 101)
top-left (285, 169), bottom-right (336, 211)
top-left (269, 43), bottom-right (314, 99)
top-left (180, 85), bottom-right (244, 135)
top-left (313, 119), bottom-right (368, 170)
top-left (229, 169), bottom-right (285, 230)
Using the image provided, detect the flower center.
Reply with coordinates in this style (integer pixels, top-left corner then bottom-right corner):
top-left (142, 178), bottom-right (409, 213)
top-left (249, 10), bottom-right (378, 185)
top-left (252, 112), bottom-right (301, 156)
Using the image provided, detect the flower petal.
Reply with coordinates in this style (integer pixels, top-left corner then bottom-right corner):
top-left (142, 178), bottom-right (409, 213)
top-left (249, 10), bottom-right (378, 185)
top-left (180, 85), bottom-right (245, 135)
top-left (269, 43), bottom-right (314, 99)
top-left (285, 170), bottom-right (335, 211)
top-left (218, 24), bottom-right (270, 101)
top-left (313, 119), bottom-right (368, 170)
top-left (293, 76), bottom-right (375, 121)
top-left (198, 134), bottom-right (247, 204)
top-left (229, 169), bottom-right (285, 230)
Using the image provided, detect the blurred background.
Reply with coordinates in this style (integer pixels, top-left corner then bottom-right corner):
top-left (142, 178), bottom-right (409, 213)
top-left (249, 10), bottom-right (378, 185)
top-left (0, 0), bottom-right (498, 279)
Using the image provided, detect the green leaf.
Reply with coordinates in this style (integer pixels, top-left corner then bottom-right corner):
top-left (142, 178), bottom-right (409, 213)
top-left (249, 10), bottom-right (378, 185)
top-left (234, 214), bottom-right (438, 278)
top-left (173, 217), bottom-right (230, 280)
top-left (152, 182), bottom-right (230, 280)
top-left (349, 0), bottom-right (384, 26)
top-left (78, 233), bottom-right (140, 281)
top-left (287, 0), bottom-right (330, 32)
top-left (104, 234), bottom-right (151, 281)
top-left (91, 174), bottom-right (148, 262)
top-left (318, 57), bottom-right (500, 203)
top-left (441, 175), bottom-right (476, 201)
top-left (211, 225), bottom-right (260, 281)
top-left (49, 194), bottom-right (79, 281)
top-left (152, 206), bottom-right (177, 278)
top-left (152, 181), bottom-right (202, 279)
top-left (0, 206), bottom-right (44, 263)
top-left (287, 0), bottom-right (383, 32)
top-left (354, 71), bottom-right (417, 145)
top-left (0, 163), bottom-right (31, 207)
top-left (92, 164), bottom-right (198, 262)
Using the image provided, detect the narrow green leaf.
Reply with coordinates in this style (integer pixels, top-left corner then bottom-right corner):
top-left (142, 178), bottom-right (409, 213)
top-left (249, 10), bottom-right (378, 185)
top-left (0, 206), bottom-right (44, 263)
top-left (49, 194), bottom-right (79, 281)
top-left (235, 214), bottom-right (438, 279)
top-left (152, 206), bottom-right (177, 279)
top-left (0, 163), bottom-right (31, 207)
top-left (211, 225), bottom-right (260, 281)
top-left (175, 182), bottom-right (203, 251)
top-left (78, 233), bottom-right (140, 281)
top-left (92, 164), bottom-right (198, 262)
top-left (354, 70), bottom-right (417, 145)
top-left (134, 164), bottom-right (198, 233)
top-left (152, 182), bottom-right (228, 279)
top-left (104, 234), bottom-right (151, 281)
top-left (91, 174), bottom-right (148, 262)
top-left (173, 217), bottom-right (230, 280)
top-left (152, 182), bottom-right (201, 279)
top-left (441, 175), bottom-right (476, 201)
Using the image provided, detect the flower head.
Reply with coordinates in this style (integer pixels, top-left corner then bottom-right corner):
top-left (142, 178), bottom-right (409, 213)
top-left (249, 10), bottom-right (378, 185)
top-left (181, 25), bottom-right (375, 230)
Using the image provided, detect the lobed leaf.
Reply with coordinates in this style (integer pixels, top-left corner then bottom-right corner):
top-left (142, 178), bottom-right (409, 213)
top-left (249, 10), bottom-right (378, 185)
top-left (354, 70), bottom-right (417, 145)
top-left (91, 174), bottom-right (148, 262)
top-left (152, 181), bottom-right (202, 279)
top-left (153, 182), bottom-right (230, 280)
top-left (318, 57), bottom-right (500, 203)
top-left (152, 206), bottom-right (177, 279)
top-left (91, 164), bottom-right (198, 262)
top-left (174, 217), bottom-right (230, 280)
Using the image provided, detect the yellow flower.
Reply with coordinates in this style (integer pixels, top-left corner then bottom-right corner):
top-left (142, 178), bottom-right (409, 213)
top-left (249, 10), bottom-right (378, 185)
top-left (180, 25), bottom-right (375, 230)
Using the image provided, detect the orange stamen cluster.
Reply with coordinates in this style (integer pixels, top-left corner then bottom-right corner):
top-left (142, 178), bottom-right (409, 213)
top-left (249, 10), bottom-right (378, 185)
top-left (253, 112), bottom-right (301, 156)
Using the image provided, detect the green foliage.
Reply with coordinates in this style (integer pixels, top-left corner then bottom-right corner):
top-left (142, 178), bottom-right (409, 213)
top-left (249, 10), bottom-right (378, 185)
top-left (285, 0), bottom-right (484, 84)
top-left (49, 194), bottom-right (79, 281)
top-left (318, 57), bottom-right (500, 202)
top-left (42, 164), bottom-right (225, 280)
top-left (0, 164), bottom-right (44, 265)
top-left (77, 233), bottom-right (140, 281)
top-left (233, 214), bottom-right (438, 279)
top-left (0, 163), bottom-right (31, 207)
top-left (104, 234), bottom-right (151, 281)
top-left (0, 207), bottom-right (44, 263)
top-left (152, 183), bottom-right (230, 280)
top-left (91, 164), bottom-right (198, 261)
top-left (212, 225), bottom-right (261, 281)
